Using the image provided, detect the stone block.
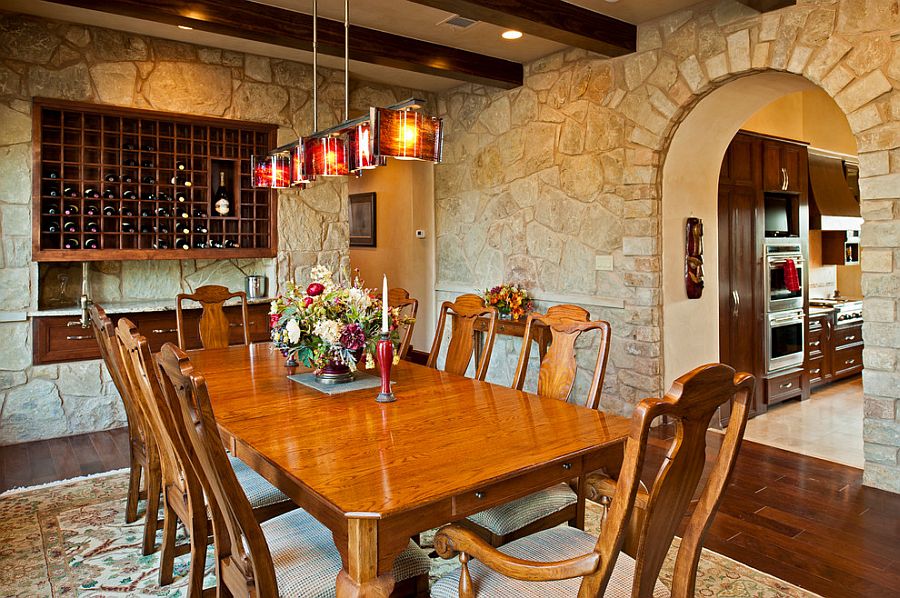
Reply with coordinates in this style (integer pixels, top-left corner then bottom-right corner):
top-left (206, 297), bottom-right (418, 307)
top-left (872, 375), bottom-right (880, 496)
top-left (28, 364), bottom-right (58, 380)
top-left (622, 236), bottom-right (657, 256)
top-left (0, 268), bottom-right (29, 310)
top-left (862, 370), bottom-right (900, 398)
top-left (860, 199), bottom-right (895, 220)
top-left (863, 462), bottom-right (900, 493)
top-left (726, 29), bottom-right (751, 72)
top-left (61, 391), bottom-right (126, 436)
top-left (860, 174), bottom-right (900, 200)
top-left (821, 65), bottom-right (854, 96)
top-left (89, 62), bottom-right (137, 105)
top-left (861, 248), bottom-right (893, 272)
top-left (0, 144), bottom-right (31, 204)
top-left (0, 371), bottom-right (25, 390)
top-left (864, 442), bottom-right (898, 465)
top-left (0, 16), bottom-right (59, 62)
top-left (864, 396), bottom-right (896, 419)
top-left (835, 69), bottom-right (892, 114)
top-left (805, 36), bottom-right (853, 81)
top-left (143, 62), bottom-right (232, 116)
top-left (0, 380), bottom-right (66, 445)
top-left (863, 297), bottom-right (896, 322)
top-left (91, 28), bottom-right (148, 61)
top-left (862, 322), bottom-right (900, 349)
top-left (863, 346), bottom-right (897, 370)
top-left (233, 81), bottom-right (289, 122)
top-left (29, 64), bottom-right (91, 101)
top-left (0, 104), bottom-right (30, 146)
top-left (121, 260), bottom-right (182, 299)
top-left (244, 54), bottom-right (272, 82)
top-left (57, 361), bottom-right (103, 397)
top-left (678, 56), bottom-right (707, 94)
top-left (787, 45), bottom-right (814, 74)
top-left (864, 417), bottom-right (900, 445)
top-left (0, 204), bottom-right (29, 236)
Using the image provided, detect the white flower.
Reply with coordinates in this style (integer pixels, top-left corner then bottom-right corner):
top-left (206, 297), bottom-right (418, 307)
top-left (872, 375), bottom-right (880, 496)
top-left (347, 287), bottom-right (371, 311)
top-left (313, 319), bottom-right (342, 345)
top-left (285, 319), bottom-right (302, 344)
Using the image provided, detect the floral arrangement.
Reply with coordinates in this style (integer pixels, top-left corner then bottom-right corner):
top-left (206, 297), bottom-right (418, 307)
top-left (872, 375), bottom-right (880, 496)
top-left (482, 283), bottom-right (534, 320)
top-left (269, 266), bottom-right (413, 372)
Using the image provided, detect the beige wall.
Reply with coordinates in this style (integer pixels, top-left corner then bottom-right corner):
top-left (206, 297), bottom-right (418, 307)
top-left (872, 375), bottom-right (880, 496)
top-left (349, 160), bottom-right (436, 352)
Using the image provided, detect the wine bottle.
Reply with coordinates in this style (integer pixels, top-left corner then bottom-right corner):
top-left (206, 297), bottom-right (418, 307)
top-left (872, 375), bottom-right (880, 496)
top-left (176, 161), bottom-right (187, 171)
top-left (175, 191), bottom-right (187, 203)
top-left (170, 175), bottom-right (192, 187)
top-left (124, 158), bottom-right (138, 167)
top-left (141, 193), bottom-right (156, 202)
top-left (153, 238), bottom-right (170, 250)
top-left (194, 223), bottom-right (208, 234)
top-left (141, 175), bottom-right (155, 184)
top-left (140, 223), bottom-right (152, 234)
top-left (120, 206), bottom-right (135, 217)
top-left (156, 224), bottom-right (170, 234)
top-left (104, 173), bottom-right (118, 183)
top-left (123, 142), bottom-right (136, 151)
top-left (122, 173), bottom-right (135, 183)
top-left (123, 190), bottom-right (137, 200)
top-left (156, 207), bottom-right (171, 218)
top-left (63, 186), bottom-right (78, 198)
top-left (158, 192), bottom-right (171, 202)
top-left (102, 188), bottom-right (116, 199)
top-left (63, 238), bottom-right (80, 250)
top-left (209, 239), bottom-right (223, 249)
top-left (192, 208), bottom-right (208, 218)
top-left (214, 171), bottom-right (231, 216)
top-left (46, 203), bottom-right (60, 215)
top-left (64, 204), bottom-right (79, 216)
top-left (121, 221), bottom-right (135, 233)
top-left (47, 169), bottom-right (59, 179)
top-left (47, 187), bottom-right (60, 198)
top-left (193, 239), bottom-right (209, 249)
top-left (45, 221), bottom-right (60, 233)
top-left (85, 220), bottom-right (99, 233)
top-left (142, 143), bottom-right (155, 152)
top-left (103, 205), bottom-right (117, 217)
top-left (174, 237), bottom-right (190, 250)
top-left (84, 204), bottom-right (100, 216)
top-left (140, 207), bottom-right (153, 218)
top-left (176, 221), bottom-right (191, 235)
top-left (84, 238), bottom-right (99, 249)
top-left (83, 187), bottom-right (100, 199)
top-left (63, 220), bottom-right (78, 233)
top-left (223, 238), bottom-right (239, 248)
top-left (141, 159), bottom-right (154, 168)
top-left (177, 209), bottom-right (190, 219)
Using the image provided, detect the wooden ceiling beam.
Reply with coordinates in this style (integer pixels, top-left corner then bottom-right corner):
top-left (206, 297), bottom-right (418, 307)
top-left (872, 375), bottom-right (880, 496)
top-left (405, 0), bottom-right (636, 57)
top-left (46, 0), bottom-right (524, 89)
top-left (733, 0), bottom-right (797, 13)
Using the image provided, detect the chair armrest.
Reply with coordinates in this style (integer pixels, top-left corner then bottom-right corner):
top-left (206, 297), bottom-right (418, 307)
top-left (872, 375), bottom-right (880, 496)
top-left (434, 525), bottom-right (600, 583)
top-left (585, 473), bottom-right (649, 510)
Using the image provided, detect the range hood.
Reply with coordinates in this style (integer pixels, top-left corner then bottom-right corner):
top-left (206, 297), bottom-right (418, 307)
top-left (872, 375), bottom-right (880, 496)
top-left (808, 149), bottom-right (862, 230)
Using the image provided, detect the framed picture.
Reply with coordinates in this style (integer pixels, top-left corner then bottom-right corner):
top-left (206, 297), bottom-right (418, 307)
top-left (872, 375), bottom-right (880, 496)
top-left (349, 192), bottom-right (377, 247)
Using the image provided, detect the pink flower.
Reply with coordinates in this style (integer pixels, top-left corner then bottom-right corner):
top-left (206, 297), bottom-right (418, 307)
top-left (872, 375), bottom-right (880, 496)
top-left (307, 282), bottom-right (325, 296)
top-left (340, 323), bottom-right (366, 351)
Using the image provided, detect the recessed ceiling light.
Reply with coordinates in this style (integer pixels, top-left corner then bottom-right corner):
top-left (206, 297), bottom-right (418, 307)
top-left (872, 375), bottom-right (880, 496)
top-left (178, 25), bottom-right (193, 30)
top-left (501, 30), bottom-right (522, 40)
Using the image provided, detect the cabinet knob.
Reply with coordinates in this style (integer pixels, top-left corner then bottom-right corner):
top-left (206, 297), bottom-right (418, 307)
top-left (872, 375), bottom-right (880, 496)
top-left (562, 462), bottom-right (572, 471)
top-left (779, 381), bottom-right (793, 389)
top-left (474, 491), bottom-right (486, 499)
top-left (845, 335), bottom-right (855, 341)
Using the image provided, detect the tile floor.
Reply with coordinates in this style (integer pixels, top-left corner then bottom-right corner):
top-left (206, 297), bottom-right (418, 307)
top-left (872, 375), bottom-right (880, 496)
top-left (742, 375), bottom-right (864, 468)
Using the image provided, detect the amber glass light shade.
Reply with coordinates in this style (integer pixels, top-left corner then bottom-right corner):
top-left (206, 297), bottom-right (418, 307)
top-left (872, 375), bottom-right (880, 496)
top-left (349, 121), bottom-right (379, 172)
top-left (291, 142), bottom-right (314, 185)
top-left (251, 155), bottom-right (272, 187)
top-left (270, 153), bottom-right (290, 188)
top-left (306, 136), bottom-right (350, 177)
top-left (374, 107), bottom-right (443, 162)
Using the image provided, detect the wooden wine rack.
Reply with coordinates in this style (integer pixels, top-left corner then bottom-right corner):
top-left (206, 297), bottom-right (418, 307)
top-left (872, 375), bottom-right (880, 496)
top-left (32, 98), bottom-right (278, 261)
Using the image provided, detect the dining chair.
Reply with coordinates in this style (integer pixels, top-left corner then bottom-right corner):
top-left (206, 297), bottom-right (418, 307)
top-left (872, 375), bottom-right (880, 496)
top-left (88, 304), bottom-right (160, 554)
top-left (461, 305), bottom-right (612, 547)
top-left (115, 318), bottom-right (294, 595)
top-left (176, 284), bottom-right (250, 350)
top-left (154, 342), bottom-right (433, 598)
top-left (426, 293), bottom-right (498, 381)
top-left (387, 287), bottom-right (419, 359)
top-left (432, 363), bottom-right (755, 598)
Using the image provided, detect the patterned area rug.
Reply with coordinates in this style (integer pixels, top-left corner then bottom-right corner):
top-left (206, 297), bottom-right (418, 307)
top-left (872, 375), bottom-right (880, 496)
top-left (0, 471), bottom-right (820, 597)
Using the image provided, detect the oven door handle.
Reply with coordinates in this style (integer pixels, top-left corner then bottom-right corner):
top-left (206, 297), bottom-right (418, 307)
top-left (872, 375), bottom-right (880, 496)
top-left (768, 257), bottom-right (805, 266)
top-left (770, 315), bottom-right (805, 326)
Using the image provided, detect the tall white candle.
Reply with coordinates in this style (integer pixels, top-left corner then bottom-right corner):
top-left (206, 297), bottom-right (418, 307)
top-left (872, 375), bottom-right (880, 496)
top-left (382, 274), bottom-right (389, 333)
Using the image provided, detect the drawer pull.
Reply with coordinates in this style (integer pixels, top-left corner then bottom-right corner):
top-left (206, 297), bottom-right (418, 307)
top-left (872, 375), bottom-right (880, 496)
top-left (229, 322), bottom-right (245, 328)
top-left (66, 320), bottom-right (84, 327)
top-left (474, 491), bottom-right (486, 499)
top-left (152, 328), bottom-right (179, 334)
top-left (562, 462), bottom-right (573, 471)
top-left (844, 335), bottom-right (856, 341)
top-left (810, 341), bottom-right (820, 347)
top-left (779, 382), bottom-right (793, 390)
top-left (845, 359), bottom-right (856, 365)
top-left (65, 334), bottom-right (93, 341)
top-left (810, 368), bottom-right (820, 375)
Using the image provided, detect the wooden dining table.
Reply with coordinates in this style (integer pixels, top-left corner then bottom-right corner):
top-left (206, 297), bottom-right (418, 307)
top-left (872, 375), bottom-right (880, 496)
top-left (188, 342), bottom-right (631, 597)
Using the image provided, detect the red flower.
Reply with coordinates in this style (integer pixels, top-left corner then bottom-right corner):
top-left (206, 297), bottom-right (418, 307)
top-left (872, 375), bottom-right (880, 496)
top-left (269, 313), bottom-right (281, 328)
top-left (307, 282), bottom-right (325, 296)
top-left (303, 296), bottom-right (314, 307)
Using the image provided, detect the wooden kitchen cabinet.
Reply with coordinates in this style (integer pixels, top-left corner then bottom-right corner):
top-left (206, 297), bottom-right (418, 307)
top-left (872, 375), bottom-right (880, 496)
top-left (804, 311), bottom-right (862, 393)
top-left (763, 138), bottom-right (807, 193)
top-left (33, 302), bottom-right (272, 365)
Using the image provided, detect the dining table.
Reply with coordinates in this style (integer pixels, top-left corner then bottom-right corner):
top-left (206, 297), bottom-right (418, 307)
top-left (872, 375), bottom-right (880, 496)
top-left (188, 342), bottom-right (632, 597)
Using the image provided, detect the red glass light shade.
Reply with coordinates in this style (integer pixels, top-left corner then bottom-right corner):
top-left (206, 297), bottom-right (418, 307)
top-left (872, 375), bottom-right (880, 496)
top-left (349, 121), bottom-right (379, 172)
top-left (374, 107), bottom-right (443, 162)
top-left (292, 142), bottom-right (314, 185)
top-left (306, 136), bottom-right (350, 177)
top-left (271, 153), bottom-right (291, 188)
top-left (251, 155), bottom-right (272, 187)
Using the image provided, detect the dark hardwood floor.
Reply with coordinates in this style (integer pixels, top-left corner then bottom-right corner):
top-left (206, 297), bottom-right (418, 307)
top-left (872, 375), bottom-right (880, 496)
top-left (1, 424), bottom-right (899, 597)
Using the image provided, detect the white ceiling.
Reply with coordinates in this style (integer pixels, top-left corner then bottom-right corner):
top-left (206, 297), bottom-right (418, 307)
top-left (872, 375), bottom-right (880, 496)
top-left (0, 0), bottom-right (706, 91)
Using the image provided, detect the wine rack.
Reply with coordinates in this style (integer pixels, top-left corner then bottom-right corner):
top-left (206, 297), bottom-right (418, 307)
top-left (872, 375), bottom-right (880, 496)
top-left (32, 98), bottom-right (278, 261)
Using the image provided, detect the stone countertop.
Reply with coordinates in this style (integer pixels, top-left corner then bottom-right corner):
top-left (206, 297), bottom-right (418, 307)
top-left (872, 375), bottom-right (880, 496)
top-left (28, 296), bottom-right (274, 317)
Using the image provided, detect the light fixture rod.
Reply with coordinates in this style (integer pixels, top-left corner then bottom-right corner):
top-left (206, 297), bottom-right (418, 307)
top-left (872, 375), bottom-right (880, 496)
top-left (344, 0), bottom-right (350, 121)
top-left (312, 0), bottom-right (318, 132)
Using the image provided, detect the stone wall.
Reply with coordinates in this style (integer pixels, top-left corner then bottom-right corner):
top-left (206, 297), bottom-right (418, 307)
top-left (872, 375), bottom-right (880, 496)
top-left (433, 0), bottom-right (900, 493)
top-left (0, 12), bottom-right (426, 445)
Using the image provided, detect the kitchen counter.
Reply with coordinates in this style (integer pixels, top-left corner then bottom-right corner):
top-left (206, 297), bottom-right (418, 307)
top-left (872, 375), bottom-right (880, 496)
top-left (29, 296), bottom-right (274, 317)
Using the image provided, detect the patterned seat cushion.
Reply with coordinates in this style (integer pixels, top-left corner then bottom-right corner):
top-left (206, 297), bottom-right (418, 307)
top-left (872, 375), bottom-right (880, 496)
top-left (263, 509), bottom-right (432, 597)
top-left (431, 526), bottom-right (670, 598)
top-left (231, 455), bottom-right (291, 509)
top-left (466, 483), bottom-right (577, 536)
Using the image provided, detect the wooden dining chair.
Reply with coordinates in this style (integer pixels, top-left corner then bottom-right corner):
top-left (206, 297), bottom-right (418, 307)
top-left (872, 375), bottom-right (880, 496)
top-left (461, 305), bottom-right (612, 547)
top-left (432, 363), bottom-right (755, 598)
top-left (426, 293), bottom-right (498, 381)
top-left (154, 342), bottom-right (433, 598)
top-left (387, 287), bottom-right (419, 359)
top-left (115, 318), bottom-right (294, 595)
top-left (88, 304), bottom-right (160, 554)
top-left (176, 284), bottom-right (250, 350)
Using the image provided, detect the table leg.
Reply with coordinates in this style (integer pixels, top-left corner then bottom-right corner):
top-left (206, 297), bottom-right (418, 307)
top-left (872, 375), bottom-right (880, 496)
top-left (336, 519), bottom-right (395, 598)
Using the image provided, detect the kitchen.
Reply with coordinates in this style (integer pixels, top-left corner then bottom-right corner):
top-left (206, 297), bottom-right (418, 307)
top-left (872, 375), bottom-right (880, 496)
top-left (718, 88), bottom-right (864, 467)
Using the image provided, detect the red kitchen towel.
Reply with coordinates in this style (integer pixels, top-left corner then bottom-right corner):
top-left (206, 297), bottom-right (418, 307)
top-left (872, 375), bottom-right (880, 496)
top-left (784, 258), bottom-right (800, 292)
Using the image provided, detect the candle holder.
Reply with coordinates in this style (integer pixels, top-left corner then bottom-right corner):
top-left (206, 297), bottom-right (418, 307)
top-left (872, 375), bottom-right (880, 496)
top-left (375, 333), bottom-right (396, 403)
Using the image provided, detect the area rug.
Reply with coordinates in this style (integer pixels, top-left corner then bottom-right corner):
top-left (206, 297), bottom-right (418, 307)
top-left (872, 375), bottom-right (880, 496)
top-left (0, 472), bottom-right (820, 597)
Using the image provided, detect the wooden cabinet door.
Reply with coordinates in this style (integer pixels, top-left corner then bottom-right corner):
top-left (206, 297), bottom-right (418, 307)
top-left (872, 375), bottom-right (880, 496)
top-left (720, 134), bottom-right (757, 187)
top-left (762, 141), bottom-right (784, 191)
top-left (782, 144), bottom-right (805, 193)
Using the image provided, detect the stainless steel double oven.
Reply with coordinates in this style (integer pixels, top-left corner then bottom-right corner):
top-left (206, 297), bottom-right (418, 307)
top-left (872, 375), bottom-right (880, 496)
top-left (764, 241), bottom-right (805, 374)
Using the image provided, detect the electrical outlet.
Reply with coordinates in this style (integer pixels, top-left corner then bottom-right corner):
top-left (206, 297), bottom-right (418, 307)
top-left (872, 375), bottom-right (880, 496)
top-left (595, 255), bottom-right (613, 271)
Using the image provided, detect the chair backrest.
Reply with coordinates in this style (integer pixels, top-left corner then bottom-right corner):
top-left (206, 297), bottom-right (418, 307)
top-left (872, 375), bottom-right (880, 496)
top-left (89, 304), bottom-right (148, 450)
top-left (511, 305), bottom-right (611, 409)
top-left (155, 342), bottom-right (278, 596)
top-left (176, 285), bottom-right (250, 350)
top-left (426, 293), bottom-right (498, 380)
top-left (115, 318), bottom-right (200, 505)
top-left (387, 287), bottom-right (419, 359)
top-left (580, 364), bottom-right (755, 598)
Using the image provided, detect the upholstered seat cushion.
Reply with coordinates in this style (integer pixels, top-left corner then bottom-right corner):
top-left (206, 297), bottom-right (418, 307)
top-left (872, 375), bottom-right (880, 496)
top-left (230, 455), bottom-right (291, 509)
top-left (262, 508), bottom-right (432, 597)
top-left (431, 526), bottom-right (670, 598)
top-left (466, 483), bottom-right (577, 536)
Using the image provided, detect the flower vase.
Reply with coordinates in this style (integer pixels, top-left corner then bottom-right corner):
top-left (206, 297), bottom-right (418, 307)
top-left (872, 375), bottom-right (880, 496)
top-left (315, 360), bottom-right (354, 385)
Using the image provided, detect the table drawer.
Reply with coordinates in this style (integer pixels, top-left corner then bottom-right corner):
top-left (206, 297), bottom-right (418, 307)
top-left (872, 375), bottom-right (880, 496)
top-left (833, 325), bottom-right (862, 349)
top-left (452, 457), bottom-right (582, 517)
top-left (833, 345), bottom-right (863, 377)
